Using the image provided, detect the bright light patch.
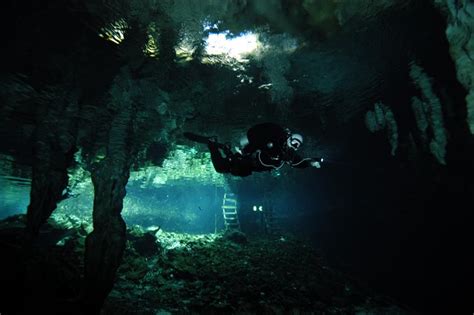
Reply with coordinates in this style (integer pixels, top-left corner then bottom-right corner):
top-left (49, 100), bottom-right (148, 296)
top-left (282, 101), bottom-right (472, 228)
top-left (175, 41), bottom-right (196, 62)
top-left (99, 19), bottom-right (128, 45)
top-left (174, 29), bottom-right (198, 63)
top-left (144, 23), bottom-right (159, 58)
top-left (204, 31), bottom-right (261, 63)
top-left (144, 34), bottom-right (159, 57)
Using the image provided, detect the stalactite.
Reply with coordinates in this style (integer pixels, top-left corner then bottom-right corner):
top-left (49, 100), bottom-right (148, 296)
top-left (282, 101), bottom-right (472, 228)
top-left (435, 0), bottom-right (474, 133)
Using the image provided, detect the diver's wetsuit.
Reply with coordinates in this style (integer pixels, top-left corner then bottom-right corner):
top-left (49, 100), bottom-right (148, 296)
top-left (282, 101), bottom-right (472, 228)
top-left (208, 142), bottom-right (253, 177)
top-left (243, 123), bottom-right (290, 157)
top-left (207, 123), bottom-right (316, 177)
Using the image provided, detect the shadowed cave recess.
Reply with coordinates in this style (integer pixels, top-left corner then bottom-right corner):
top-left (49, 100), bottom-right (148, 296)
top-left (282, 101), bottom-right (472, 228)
top-left (0, 0), bottom-right (473, 314)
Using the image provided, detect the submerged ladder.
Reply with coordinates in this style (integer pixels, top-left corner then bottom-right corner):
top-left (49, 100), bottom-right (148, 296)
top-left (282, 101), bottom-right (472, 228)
top-left (222, 192), bottom-right (240, 230)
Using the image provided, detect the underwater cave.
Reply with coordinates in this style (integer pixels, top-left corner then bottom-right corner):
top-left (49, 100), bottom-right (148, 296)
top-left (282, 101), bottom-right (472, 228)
top-left (0, 0), bottom-right (473, 314)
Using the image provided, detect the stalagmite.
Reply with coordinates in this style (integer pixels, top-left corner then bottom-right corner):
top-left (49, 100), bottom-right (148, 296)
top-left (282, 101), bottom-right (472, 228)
top-left (81, 71), bottom-right (133, 313)
top-left (25, 91), bottom-right (78, 240)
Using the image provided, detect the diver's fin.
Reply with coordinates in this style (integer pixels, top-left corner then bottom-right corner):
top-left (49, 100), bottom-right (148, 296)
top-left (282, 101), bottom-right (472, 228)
top-left (183, 132), bottom-right (214, 144)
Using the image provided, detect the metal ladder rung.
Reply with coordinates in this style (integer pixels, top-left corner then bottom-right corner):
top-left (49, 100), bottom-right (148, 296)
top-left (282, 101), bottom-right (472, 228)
top-left (223, 209), bottom-right (237, 213)
top-left (223, 212), bottom-right (238, 216)
top-left (222, 205), bottom-right (237, 209)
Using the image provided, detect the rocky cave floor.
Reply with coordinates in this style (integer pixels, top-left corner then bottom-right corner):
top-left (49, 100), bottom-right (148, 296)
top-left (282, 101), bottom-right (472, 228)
top-left (0, 214), bottom-right (412, 314)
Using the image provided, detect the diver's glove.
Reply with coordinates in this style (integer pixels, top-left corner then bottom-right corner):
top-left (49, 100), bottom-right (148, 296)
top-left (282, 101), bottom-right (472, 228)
top-left (310, 157), bottom-right (323, 168)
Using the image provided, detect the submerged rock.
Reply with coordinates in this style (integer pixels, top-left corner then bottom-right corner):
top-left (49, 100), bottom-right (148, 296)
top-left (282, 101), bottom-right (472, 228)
top-left (127, 224), bottom-right (161, 257)
top-left (222, 229), bottom-right (248, 244)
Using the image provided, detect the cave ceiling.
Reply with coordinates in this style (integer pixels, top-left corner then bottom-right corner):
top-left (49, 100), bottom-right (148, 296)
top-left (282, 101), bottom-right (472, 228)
top-left (0, 0), bottom-right (437, 177)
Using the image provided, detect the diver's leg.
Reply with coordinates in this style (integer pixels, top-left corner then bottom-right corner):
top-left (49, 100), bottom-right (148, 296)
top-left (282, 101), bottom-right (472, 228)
top-left (229, 155), bottom-right (253, 177)
top-left (208, 142), bottom-right (231, 173)
top-left (184, 132), bottom-right (213, 144)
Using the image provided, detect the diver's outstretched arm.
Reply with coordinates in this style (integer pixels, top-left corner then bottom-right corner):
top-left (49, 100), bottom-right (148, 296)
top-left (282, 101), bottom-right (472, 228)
top-left (290, 156), bottom-right (323, 168)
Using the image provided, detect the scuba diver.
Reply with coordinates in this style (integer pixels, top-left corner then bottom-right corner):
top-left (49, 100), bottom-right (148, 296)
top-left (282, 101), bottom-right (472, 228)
top-left (184, 122), bottom-right (323, 177)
